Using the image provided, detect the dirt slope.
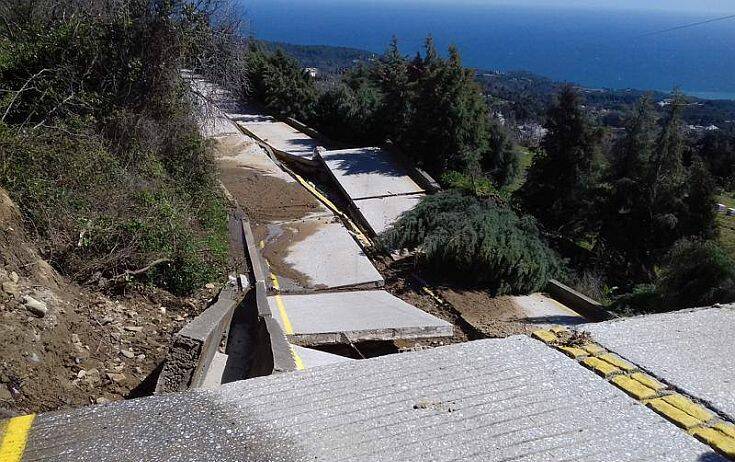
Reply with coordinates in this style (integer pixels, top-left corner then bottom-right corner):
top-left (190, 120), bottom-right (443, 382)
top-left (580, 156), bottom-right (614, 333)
top-left (0, 188), bottom-right (214, 416)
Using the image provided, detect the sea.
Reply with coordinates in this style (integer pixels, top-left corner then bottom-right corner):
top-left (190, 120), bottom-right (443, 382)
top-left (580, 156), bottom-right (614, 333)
top-left (243, 0), bottom-right (735, 100)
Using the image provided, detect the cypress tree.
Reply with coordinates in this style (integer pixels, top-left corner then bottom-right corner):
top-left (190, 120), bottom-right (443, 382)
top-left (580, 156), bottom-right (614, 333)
top-left (373, 36), bottom-right (412, 144)
top-left (518, 85), bottom-right (603, 240)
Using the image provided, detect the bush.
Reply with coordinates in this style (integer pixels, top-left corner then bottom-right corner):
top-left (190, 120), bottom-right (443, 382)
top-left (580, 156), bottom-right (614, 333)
top-left (0, 1), bottom-right (230, 294)
top-left (0, 123), bottom-right (228, 295)
top-left (655, 239), bottom-right (735, 309)
top-left (381, 190), bottom-right (561, 295)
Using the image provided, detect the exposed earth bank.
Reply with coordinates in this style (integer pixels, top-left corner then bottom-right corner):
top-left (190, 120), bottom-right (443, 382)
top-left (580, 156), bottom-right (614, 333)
top-left (0, 188), bottom-right (216, 416)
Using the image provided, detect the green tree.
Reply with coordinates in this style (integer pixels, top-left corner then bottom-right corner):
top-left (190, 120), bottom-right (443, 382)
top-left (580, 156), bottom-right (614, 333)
top-left (518, 86), bottom-right (603, 240)
top-left (698, 129), bottom-right (735, 188)
top-left (247, 46), bottom-right (317, 121)
top-left (372, 37), bottom-right (412, 144)
top-left (599, 94), bottom-right (718, 283)
top-left (381, 190), bottom-right (561, 295)
top-left (598, 97), bottom-right (659, 280)
top-left (655, 239), bottom-right (735, 309)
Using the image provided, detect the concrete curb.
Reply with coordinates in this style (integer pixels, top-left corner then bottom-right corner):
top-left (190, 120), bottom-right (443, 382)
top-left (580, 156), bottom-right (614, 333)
top-left (546, 279), bottom-right (616, 321)
top-left (156, 285), bottom-right (242, 393)
top-left (240, 217), bottom-right (297, 374)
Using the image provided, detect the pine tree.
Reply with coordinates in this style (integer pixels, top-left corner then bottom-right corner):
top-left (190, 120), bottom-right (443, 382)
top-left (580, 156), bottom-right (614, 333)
top-left (373, 37), bottom-right (412, 144)
top-left (518, 85), bottom-right (603, 240)
top-left (599, 94), bottom-right (718, 284)
top-left (598, 97), bottom-right (658, 281)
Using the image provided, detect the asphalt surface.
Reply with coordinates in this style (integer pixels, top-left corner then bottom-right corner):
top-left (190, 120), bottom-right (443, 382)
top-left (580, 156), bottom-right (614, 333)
top-left (20, 335), bottom-right (725, 461)
top-left (582, 305), bottom-right (735, 421)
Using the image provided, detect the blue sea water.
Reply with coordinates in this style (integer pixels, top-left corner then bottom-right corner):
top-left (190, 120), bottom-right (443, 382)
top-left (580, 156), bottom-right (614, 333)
top-left (244, 0), bottom-right (735, 99)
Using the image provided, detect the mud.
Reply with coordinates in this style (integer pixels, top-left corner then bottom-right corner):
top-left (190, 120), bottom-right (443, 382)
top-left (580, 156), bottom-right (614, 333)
top-left (438, 289), bottom-right (536, 338)
top-left (219, 164), bottom-right (325, 224)
top-left (252, 220), bottom-right (324, 289)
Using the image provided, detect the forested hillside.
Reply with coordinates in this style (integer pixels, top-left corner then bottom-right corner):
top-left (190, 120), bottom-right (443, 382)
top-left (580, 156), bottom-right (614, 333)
top-left (237, 38), bottom-right (735, 312)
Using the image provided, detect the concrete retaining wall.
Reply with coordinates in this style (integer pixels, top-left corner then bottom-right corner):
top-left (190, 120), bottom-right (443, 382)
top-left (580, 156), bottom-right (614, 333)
top-left (546, 279), bottom-right (615, 322)
top-left (156, 286), bottom-right (241, 393)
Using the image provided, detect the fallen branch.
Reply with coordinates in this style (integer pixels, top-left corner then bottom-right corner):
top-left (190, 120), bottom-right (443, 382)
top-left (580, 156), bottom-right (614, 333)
top-left (113, 258), bottom-right (172, 281)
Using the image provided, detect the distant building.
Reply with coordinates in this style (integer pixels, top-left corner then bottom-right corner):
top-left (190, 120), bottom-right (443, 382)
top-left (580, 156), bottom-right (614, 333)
top-left (304, 67), bottom-right (318, 78)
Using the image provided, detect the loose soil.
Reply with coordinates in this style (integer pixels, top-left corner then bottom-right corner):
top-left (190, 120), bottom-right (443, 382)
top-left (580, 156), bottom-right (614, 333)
top-left (252, 220), bottom-right (325, 289)
top-left (215, 136), bottom-right (326, 287)
top-left (0, 187), bottom-right (217, 416)
top-left (437, 289), bottom-right (536, 338)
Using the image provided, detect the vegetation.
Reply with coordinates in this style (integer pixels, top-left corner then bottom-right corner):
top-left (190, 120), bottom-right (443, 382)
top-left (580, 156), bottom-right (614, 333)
top-left (245, 36), bottom-right (523, 188)
top-left (518, 86), bottom-right (603, 242)
top-left (598, 95), bottom-right (719, 285)
top-left (241, 39), bottom-right (734, 311)
top-left (0, 0), bottom-right (233, 294)
top-left (382, 191), bottom-right (560, 295)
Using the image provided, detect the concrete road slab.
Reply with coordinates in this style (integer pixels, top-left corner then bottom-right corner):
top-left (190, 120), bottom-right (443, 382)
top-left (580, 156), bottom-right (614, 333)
top-left (292, 345), bottom-right (353, 370)
top-left (581, 305), bottom-right (735, 420)
top-left (22, 337), bottom-right (723, 461)
top-left (354, 193), bottom-right (425, 235)
top-left (512, 293), bottom-right (587, 326)
top-left (319, 147), bottom-right (425, 200)
top-left (261, 217), bottom-right (383, 292)
top-left (267, 290), bottom-right (453, 344)
top-left (239, 121), bottom-right (318, 161)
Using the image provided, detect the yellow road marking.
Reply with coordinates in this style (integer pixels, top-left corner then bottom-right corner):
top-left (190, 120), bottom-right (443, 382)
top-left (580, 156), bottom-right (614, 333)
top-left (288, 170), bottom-right (372, 248)
top-left (0, 414), bottom-right (36, 462)
top-left (291, 347), bottom-right (305, 371)
top-left (534, 326), bottom-right (735, 458)
top-left (269, 273), bottom-right (294, 335)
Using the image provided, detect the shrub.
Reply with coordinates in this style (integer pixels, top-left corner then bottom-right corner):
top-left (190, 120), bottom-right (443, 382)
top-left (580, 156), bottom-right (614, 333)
top-left (381, 190), bottom-right (561, 295)
top-left (655, 239), bottom-right (735, 309)
top-left (0, 1), bottom-right (230, 294)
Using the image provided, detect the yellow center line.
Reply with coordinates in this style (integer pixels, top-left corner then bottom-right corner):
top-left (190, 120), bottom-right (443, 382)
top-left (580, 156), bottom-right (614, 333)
top-left (291, 346), bottom-right (305, 371)
top-left (269, 273), bottom-right (294, 335)
top-left (0, 414), bottom-right (36, 462)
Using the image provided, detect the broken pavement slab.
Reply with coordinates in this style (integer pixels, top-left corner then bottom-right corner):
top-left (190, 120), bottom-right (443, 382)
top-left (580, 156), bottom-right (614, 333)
top-left (581, 305), bottom-right (735, 421)
top-left (267, 290), bottom-right (453, 345)
top-left (291, 345), bottom-right (354, 370)
top-left (238, 120), bottom-right (319, 164)
top-left (318, 146), bottom-right (425, 200)
top-left (511, 293), bottom-right (587, 326)
top-left (14, 337), bottom-right (725, 461)
top-left (352, 193), bottom-right (426, 235)
top-left (261, 217), bottom-right (384, 293)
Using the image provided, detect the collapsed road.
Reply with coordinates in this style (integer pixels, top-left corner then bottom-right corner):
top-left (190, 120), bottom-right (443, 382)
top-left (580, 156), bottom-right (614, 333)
top-left (3, 74), bottom-right (733, 461)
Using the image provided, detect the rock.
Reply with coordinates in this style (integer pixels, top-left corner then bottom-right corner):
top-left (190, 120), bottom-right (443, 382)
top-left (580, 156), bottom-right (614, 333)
top-left (9, 271), bottom-right (19, 283)
top-left (23, 296), bottom-right (47, 317)
top-left (70, 334), bottom-right (81, 344)
top-left (77, 370), bottom-right (86, 379)
top-left (2, 282), bottom-right (20, 298)
top-left (0, 385), bottom-right (13, 402)
top-left (95, 397), bottom-right (111, 405)
top-left (205, 283), bottom-right (216, 290)
top-left (136, 354), bottom-right (146, 362)
top-left (124, 325), bottom-right (143, 333)
top-left (158, 306), bottom-right (167, 315)
top-left (84, 369), bottom-right (101, 385)
top-left (120, 349), bottom-right (135, 359)
top-left (107, 372), bottom-right (126, 384)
